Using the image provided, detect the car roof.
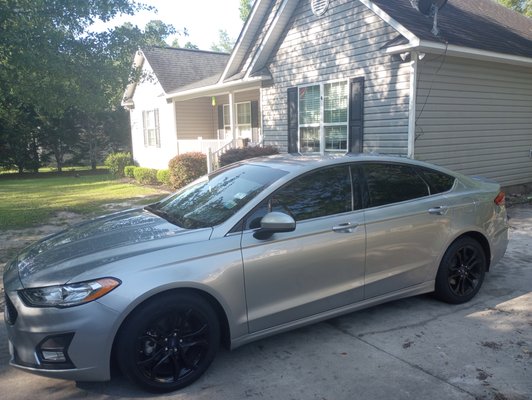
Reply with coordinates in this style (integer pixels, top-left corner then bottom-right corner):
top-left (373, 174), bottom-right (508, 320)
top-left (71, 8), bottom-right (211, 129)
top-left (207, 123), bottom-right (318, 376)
top-left (242, 153), bottom-right (455, 176)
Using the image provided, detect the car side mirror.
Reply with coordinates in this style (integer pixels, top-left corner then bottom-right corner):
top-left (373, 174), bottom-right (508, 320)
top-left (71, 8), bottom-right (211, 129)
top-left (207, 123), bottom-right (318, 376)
top-left (253, 212), bottom-right (296, 240)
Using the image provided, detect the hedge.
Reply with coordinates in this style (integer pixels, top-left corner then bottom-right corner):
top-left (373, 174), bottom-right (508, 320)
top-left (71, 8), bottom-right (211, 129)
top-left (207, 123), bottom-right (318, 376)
top-left (219, 146), bottom-right (279, 167)
top-left (168, 152), bottom-right (207, 190)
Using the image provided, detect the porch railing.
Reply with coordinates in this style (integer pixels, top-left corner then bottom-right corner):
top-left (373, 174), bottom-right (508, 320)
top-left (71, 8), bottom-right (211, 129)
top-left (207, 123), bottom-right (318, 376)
top-left (207, 139), bottom-right (246, 173)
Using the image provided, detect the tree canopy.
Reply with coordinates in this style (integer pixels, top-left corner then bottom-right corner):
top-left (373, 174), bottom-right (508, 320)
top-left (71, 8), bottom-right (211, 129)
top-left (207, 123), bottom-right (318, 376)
top-left (497, 0), bottom-right (532, 16)
top-left (0, 0), bottom-right (177, 172)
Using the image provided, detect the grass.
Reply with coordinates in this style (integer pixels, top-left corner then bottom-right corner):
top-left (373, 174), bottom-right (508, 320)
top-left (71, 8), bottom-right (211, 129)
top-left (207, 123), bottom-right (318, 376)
top-left (0, 173), bottom-right (168, 229)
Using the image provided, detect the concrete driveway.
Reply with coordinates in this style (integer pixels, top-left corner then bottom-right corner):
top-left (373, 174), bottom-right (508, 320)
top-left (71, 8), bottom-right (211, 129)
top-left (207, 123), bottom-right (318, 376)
top-left (1, 205), bottom-right (530, 400)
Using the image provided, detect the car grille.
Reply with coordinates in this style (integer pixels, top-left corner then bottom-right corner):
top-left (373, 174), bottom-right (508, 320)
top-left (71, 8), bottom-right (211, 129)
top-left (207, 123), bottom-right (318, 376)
top-left (5, 294), bottom-right (18, 325)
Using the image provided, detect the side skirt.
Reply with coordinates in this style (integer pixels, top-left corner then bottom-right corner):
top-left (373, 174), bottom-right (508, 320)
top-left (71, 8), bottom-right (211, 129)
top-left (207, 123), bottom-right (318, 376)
top-left (230, 280), bottom-right (435, 350)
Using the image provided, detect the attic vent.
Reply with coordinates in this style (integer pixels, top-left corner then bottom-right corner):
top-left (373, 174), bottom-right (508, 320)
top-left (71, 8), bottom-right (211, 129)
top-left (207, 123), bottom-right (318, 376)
top-left (311, 0), bottom-right (330, 16)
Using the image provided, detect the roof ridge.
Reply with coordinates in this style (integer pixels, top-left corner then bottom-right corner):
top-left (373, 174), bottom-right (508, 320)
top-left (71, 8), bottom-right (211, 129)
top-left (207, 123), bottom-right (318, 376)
top-left (143, 45), bottom-right (230, 56)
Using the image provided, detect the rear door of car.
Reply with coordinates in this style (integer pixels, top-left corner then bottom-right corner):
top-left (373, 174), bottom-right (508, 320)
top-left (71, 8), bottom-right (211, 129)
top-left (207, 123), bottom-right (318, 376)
top-left (360, 162), bottom-right (454, 299)
top-left (240, 164), bottom-right (366, 333)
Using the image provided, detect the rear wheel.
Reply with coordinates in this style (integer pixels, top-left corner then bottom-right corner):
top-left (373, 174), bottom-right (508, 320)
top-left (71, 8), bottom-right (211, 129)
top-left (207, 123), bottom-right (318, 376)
top-left (116, 292), bottom-right (220, 392)
top-left (434, 237), bottom-right (487, 304)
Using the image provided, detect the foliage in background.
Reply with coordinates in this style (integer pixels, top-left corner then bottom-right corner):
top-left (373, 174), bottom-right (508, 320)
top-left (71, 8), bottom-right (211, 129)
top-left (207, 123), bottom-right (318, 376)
top-left (104, 152), bottom-right (133, 178)
top-left (0, 1), bottom-right (179, 173)
top-left (211, 29), bottom-right (234, 53)
top-left (497, 0), bottom-right (531, 16)
top-left (219, 146), bottom-right (279, 167)
top-left (239, 0), bottom-right (254, 22)
top-left (124, 165), bottom-right (137, 178)
top-left (133, 167), bottom-right (158, 185)
top-left (168, 152), bottom-right (207, 190)
top-left (0, 173), bottom-right (166, 229)
top-left (156, 169), bottom-right (171, 186)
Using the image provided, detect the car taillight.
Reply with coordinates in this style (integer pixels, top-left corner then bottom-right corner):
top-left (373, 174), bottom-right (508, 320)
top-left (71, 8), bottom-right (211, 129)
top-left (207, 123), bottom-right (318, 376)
top-left (494, 191), bottom-right (505, 206)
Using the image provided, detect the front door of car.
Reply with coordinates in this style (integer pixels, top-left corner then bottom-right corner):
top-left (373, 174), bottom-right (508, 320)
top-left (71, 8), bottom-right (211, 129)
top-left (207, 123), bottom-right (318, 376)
top-left (240, 165), bottom-right (366, 333)
top-left (361, 163), bottom-right (453, 299)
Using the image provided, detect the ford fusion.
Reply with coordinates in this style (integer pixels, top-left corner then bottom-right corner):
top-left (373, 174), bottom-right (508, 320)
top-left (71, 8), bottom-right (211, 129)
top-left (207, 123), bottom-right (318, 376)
top-left (3, 154), bottom-right (508, 392)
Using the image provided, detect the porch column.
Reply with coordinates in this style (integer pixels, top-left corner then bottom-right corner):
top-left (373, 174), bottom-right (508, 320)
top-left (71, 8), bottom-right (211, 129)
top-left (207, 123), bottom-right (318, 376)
top-left (229, 91), bottom-right (236, 140)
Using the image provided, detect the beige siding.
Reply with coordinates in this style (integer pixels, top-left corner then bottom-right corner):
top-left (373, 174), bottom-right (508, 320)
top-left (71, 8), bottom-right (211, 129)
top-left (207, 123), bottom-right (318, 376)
top-left (415, 56), bottom-right (532, 186)
top-left (175, 98), bottom-right (218, 140)
top-left (261, 0), bottom-right (410, 153)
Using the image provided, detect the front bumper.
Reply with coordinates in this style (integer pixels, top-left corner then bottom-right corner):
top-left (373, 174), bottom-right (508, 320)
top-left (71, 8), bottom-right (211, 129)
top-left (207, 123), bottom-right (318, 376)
top-left (4, 288), bottom-right (120, 382)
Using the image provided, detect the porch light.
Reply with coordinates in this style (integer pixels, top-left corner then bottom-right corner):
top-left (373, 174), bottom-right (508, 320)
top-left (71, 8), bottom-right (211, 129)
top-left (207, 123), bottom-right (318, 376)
top-left (211, 96), bottom-right (216, 106)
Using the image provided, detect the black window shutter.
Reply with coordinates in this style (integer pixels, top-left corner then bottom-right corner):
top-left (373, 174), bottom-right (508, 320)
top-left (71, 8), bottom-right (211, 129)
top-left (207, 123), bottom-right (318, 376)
top-left (287, 87), bottom-right (298, 153)
top-left (251, 101), bottom-right (259, 128)
top-left (349, 77), bottom-right (364, 153)
top-left (217, 105), bottom-right (224, 129)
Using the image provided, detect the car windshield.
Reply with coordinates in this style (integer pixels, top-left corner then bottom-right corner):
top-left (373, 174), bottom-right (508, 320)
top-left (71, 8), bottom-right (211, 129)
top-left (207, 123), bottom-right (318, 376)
top-left (148, 163), bottom-right (288, 229)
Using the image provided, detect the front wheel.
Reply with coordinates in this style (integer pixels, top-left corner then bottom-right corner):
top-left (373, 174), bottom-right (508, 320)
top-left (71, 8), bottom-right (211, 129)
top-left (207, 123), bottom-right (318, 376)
top-left (116, 292), bottom-right (220, 393)
top-left (434, 237), bottom-right (487, 304)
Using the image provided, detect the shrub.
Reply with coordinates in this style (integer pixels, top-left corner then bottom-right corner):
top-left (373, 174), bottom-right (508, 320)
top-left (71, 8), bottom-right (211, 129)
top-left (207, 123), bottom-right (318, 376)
top-left (104, 152), bottom-right (132, 178)
top-left (168, 152), bottom-right (207, 190)
top-left (133, 167), bottom-right (158, 185)
top-left (156, 169), bottom-right (171, 186)
top-left (219, 145), bottom-right (279, 167)
top-left (124, 165), bottom-right (136, 179)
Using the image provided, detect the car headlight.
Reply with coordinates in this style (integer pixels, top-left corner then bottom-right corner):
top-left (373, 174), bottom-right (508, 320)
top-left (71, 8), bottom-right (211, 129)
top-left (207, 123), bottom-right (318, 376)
top-left (19, 278), bottom-right (121, 308)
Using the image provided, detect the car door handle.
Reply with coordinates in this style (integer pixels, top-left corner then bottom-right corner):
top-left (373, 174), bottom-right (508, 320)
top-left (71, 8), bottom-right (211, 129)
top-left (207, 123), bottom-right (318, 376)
top-left (428, 206), bottom-right (449, 216)
top-left (332, 222), bottom-right (358, 233)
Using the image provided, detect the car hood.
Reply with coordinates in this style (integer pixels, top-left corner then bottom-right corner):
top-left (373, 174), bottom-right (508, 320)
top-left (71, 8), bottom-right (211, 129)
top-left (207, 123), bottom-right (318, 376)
top-left (15, 208), bottom-right (213, 288)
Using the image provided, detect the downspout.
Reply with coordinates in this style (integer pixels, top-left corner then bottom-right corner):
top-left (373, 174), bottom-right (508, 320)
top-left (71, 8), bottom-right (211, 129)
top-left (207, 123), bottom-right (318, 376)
top-left (407, 51), bottom-right (418, 159)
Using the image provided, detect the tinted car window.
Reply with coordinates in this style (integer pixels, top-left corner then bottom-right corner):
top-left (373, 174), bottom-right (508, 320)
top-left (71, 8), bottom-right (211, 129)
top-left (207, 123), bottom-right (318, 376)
top-left (244, 166), bottom-right (352, 228)
top-left (363, 163), bottom-right (429, 207)
top-left (272, 166), bottom-right (352, 221)
top-left (417, 167), bottom-right (455, 194)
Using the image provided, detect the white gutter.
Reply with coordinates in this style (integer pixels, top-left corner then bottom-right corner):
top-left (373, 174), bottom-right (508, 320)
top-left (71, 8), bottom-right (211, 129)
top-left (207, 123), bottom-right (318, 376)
top-left (407, 52), bottom-right (418, 159)
top-left (165, 76), bottom-right (265, 102)
top-left (220, 0), bottom-right (268, 82)
top-left (386, 41), bottom-right (532, 68)
top-left (246, 0), bottom-right (291, 79)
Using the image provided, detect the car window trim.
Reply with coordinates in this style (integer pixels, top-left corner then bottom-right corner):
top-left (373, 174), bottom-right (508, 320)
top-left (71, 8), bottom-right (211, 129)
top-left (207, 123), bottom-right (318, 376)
top-left (230, 163), bottom-right (356, 234)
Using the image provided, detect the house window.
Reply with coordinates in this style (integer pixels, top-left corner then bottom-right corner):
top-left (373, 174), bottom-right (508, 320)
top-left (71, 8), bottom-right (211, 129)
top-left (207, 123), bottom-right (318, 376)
top-left (223, 104), bottom-right (231, 136)
top-left (222, 101), bottom-right (253, 140)
top-left (142, 109), bottom-right (160, 147)
top-left (236, 102), bottom-right (252, 140)
top-left (298, 80), bottom-right (348, 153)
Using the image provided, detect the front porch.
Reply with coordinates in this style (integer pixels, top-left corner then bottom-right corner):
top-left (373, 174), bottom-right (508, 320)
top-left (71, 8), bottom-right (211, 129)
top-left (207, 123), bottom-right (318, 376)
top-left (172, 88), bottom-right (261, 159)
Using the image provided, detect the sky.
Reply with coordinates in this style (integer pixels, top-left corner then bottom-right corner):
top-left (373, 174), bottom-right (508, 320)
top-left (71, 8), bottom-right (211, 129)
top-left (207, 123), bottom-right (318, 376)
top-left (91, 0), bottom-right (245, 51)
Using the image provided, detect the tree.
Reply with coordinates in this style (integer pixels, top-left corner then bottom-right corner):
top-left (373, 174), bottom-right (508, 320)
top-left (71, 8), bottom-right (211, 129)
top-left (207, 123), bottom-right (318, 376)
top-left (0, 1), bottom-right (178, 172)
top-left (211, 29), bottom-right (234, 53)
top-left (497, 0), bottom-right (532, 16)
top-left (239, 0), bottom-right (254, 22)
top-left (184, 42), bottom-right (199, 50)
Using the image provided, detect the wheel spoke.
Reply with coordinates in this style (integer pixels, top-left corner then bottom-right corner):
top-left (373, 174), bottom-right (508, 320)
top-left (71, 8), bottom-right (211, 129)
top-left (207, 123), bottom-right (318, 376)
top-left (151, 352), bottom-right (172, 379)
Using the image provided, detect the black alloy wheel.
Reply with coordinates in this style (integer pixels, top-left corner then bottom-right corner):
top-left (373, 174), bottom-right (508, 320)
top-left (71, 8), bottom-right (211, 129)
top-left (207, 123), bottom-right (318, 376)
top-left (435, 237), bottom-right (487, 304)
top-left (116, 293), bottom-right (220, 392)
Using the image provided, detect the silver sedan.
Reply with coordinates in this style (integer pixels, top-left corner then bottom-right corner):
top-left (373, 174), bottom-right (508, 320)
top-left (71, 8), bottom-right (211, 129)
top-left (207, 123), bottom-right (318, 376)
top-left (3, 154), bottom-right (509, 392)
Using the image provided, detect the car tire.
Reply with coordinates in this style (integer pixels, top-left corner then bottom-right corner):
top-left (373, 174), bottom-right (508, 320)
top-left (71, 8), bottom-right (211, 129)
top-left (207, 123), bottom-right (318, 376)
top-left (434, 237), bottom-right (487, 304)
top-left (116, 292), bottom-right (220, 393)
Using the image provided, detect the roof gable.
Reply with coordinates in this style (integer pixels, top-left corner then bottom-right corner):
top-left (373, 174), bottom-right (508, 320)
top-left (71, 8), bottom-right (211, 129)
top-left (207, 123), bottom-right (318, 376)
top-left (228, 0), bottom-right (532, 81)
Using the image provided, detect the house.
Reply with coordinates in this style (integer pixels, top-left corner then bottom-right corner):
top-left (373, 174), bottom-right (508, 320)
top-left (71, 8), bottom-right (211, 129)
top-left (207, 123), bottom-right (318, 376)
top-left (124, 0), bottom-right (532, 187)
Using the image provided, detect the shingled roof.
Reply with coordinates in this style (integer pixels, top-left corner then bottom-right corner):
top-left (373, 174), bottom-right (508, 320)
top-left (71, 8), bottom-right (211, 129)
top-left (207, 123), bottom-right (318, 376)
top-left (371, 0), bottom-right (532, 58)
top-left (141, 47), bottom-right (230, 94)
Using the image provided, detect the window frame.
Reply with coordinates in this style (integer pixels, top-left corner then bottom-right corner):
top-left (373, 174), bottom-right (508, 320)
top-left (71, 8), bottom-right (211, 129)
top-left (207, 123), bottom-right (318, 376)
top-left (297, 79), bottom-right (349, 155)
top-left (142, 109), bottom-right (160, 148)
top-left (359, 162), bottom-right (455, 209)
top-left (222, 101), bottom-right (253, 139)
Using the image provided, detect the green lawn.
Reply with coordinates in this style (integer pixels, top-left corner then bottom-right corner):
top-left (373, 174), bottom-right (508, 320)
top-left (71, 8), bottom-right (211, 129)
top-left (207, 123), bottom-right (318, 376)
top-left (0, 173), bottom-right (168, 229)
